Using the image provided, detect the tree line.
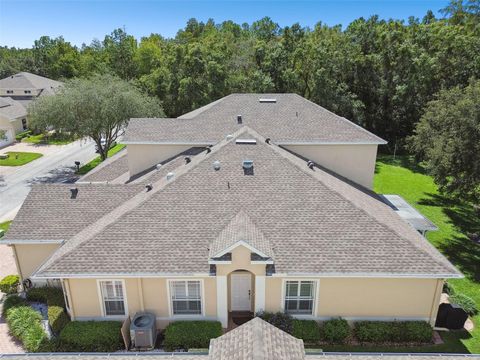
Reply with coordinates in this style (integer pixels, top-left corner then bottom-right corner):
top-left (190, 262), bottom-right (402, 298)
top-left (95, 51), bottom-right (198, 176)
top-left (2, 1), bottom-right (480, 200)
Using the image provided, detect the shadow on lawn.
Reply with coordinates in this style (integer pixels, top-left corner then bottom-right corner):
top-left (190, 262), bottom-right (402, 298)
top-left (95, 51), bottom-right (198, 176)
top-left (375, 154), bottom-right (428, 175)
top-left (419, 193), bottom-right (480, 281)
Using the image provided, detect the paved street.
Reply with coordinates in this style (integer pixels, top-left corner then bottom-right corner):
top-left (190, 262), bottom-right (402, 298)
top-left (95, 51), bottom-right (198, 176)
top-left (0, 139), bottom-right (97, 222)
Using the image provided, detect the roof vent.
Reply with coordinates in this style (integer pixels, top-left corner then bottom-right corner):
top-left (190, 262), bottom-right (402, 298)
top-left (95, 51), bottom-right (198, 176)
top-left (237, 115), bottom-right (242, 124)
top-left (184, 156), bottom-right (191, 164)
top-left (70, 187), bottom-right (78, 199)
top-left (145, 184), bottom-right (153, 192)
top-left (226, 134), bottom-right (233, 141)
top-left (236, 139), bottom-right (257, 145)
top-left (265, 138), bottom-right (271, 144)
top-left (242, 160), bottom-right (254, 169)
top-left (205, 147), bottom-right (212, 154)
top-left (307, 160), bottom-right (315, 170)
top-left (259, 98), bottom-right (276, 103)
top-left (213, 160), bottom-right (221, 171)
top-left (156, 164), bottom-right (162, 170)
top-left (166, 172), bottom-right (175, 181)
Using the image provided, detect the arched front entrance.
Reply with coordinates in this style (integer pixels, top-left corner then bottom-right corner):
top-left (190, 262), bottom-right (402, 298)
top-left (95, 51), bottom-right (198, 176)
top-left (228, 269), bottom-right (255, 328)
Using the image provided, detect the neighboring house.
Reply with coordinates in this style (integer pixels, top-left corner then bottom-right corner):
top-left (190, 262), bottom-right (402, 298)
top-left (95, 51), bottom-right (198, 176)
top-left (0, 71), bottom-right (62, 109)
top-left (3, 94), bottom-right (461, 331)
top-left (0, 97), bottom-right (28, 147)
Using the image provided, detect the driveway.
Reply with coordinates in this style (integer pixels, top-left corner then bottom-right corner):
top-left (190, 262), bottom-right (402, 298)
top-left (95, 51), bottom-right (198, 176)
top-left (0, 139), bottom-right (97, 222)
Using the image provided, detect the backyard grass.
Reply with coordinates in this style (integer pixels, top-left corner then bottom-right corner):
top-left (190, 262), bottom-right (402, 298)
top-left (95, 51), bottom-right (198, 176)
top-left (321, 155), bottom-right (479, 353)
top-left (22, 133), bottom-right (74, 145)
top-left (77, 143), bottom-right (126, 175)
top-left (0, 152), bottom-right (43, 166)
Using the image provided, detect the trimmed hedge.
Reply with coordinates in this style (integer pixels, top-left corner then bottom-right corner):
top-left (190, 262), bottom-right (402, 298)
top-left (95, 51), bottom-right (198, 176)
top-left (163, 321), bottom-right (222, 351)
top-left (292, 319), bottom-right (321, 343)
top-left (4, 303), bottom-right (47, 352)
top-left (26, 287), bottom-right (70, 334)
top-left (449, 293), bottom-right (478, 316)
top-left (0, 275), bottom-right (20, 294)
top-left (256, 311), bottom-right (293, 334)
top-left (57, 321), bottom-right (123, 352)
top-left (322, 318), bottom-right (350, 343)
top-left (2, 295), bottom-right (27, 317)
top-left (354, 321), bottom-right (432, 343)
top-left (15, 130), bottom-right (32, 141)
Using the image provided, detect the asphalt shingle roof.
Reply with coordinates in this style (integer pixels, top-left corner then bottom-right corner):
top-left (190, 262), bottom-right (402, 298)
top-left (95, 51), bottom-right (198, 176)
top-left (0, 97), bottom-right (27, 120)
top-left (0, 72), bottom-right (62, 91)
top-left (209, 317), bottom-right (305, 360)
top-left (27, 127), bottom-right (459, 278)
top-left (124, 94), bottom-right (386, 145)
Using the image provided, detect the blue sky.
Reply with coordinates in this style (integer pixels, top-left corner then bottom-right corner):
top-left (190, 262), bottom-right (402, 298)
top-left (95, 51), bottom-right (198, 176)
top-left (0, 0), bottom-right (449, 48)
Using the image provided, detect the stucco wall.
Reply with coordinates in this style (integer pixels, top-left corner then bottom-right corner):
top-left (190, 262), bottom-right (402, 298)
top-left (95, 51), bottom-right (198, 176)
top-left (126, 144), bottom-right (200, 176)
top-left (265, 277), bottom-right (443, 323)
top-left (216, 246), bottom-right (266, 277)
top-left (67, 276), bottom-right (217, 328)
top-left (13, 243), bottom-right (60, 280)
top-left (283, 144), bottom-right (378, 189)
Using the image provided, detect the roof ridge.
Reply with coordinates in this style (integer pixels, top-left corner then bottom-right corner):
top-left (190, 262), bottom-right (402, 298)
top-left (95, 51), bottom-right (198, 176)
top-left (177, 94), bottom-right (233, 119)
top-left (35, 127), bottom-right (252, 276)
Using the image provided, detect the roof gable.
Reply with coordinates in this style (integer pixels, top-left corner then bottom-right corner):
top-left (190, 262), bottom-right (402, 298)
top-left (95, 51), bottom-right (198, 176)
top-left (0, 72), bottom-right (62, 90)
top-left (209, 211), bottom-right (273, 260)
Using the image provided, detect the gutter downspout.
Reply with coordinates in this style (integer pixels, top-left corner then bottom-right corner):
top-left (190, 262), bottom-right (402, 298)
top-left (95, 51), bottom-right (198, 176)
top-left (429, 278), bottom-right (444, 326)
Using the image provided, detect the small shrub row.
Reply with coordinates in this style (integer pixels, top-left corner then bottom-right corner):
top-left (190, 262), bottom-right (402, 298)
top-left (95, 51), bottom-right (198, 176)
top-left (15, 130), bottom-right (32, 141)
top-left (354, 321), bottom-right (432, 343)
top-left (4, 296), bottom-right (48, 352)
top-left (56, 321), bottom-right (123, 352)
top-left (323, 318), bottom-right (350, 343)
top-left (256, 311), bottom-right (293, 334)
top-left (0, 275), bottom-right (20, 294)
top-left (26, 287), bottom-right (70, 334)
top-left (292, 319), bottom-right (321, 343)
top-left (163, 321), bottom-right (222, 351)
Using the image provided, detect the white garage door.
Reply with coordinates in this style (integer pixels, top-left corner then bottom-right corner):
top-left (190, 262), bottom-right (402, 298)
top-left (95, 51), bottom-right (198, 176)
top-left (0, 128), bottom-right (14, 148)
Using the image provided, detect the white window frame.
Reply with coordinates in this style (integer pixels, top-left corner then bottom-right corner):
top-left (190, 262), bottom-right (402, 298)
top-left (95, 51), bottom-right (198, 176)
top-left (281, 279), bottom-right (319, 318)
top-left (97, 279), bottom-right (128, 318)
top-left (167, 279), bottom-right (205, 318)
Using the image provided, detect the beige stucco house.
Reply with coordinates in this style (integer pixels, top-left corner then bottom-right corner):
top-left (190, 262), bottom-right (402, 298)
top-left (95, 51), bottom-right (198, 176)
top-left (0, 72), bottom-right (62, 147)
top-left (3, 94), bottom-right (461, 330)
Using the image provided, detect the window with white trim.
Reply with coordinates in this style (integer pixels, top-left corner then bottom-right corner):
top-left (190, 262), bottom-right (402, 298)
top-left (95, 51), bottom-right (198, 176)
top-left (99, 280), bottom-right (126, 316)
top-left (284, 281), bottom-right (315, 315)
top-left (170, 280), bottom-right (202, 315)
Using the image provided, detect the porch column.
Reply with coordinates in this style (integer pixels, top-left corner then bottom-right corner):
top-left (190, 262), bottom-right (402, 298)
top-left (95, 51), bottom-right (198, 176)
top-left (216, 276), bottom-right (228, 328)
top-left (255, 276), bottom-right (266, 313)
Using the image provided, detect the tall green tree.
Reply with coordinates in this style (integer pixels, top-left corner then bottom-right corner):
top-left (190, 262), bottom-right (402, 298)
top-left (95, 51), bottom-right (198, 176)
top-left (409, 80), bottom-right (480, 201)
top-left (29, 74), bottom-right (164, 160)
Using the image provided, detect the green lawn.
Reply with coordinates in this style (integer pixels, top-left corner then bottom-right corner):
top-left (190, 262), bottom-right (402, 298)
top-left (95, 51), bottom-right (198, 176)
top-left (22, 133), bottom-right (74, 145)
top-left (0, 152), bottom-right (43, 166)
top-left (77, 143), bottom-right (126, 175)
top-left (322, 155), bottom-right (479, 353)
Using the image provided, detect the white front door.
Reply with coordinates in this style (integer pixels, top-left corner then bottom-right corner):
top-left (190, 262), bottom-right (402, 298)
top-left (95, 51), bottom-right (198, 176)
top-left (230, 273), bottom-right (252, 311)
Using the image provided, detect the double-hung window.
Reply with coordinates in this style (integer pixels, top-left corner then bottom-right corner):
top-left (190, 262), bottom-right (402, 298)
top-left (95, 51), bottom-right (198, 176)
top-left (170, 280), bottom-right (202, 315)
top-left (284, 280), bottom-right (315, 315)
top-left (99, 280), bottom-right (126, 316)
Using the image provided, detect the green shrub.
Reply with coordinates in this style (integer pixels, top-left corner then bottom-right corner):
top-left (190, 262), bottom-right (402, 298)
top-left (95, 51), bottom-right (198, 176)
top-left (22, 323), bottom-right (48, 352)
top-left (449, 293), bottom-right (479, 316)
top-left (27, 287), bottom-right (65, 307)
top-left (15, 130), bottom-right (32, 141)
top-left (0, 275), bottom-right (20, 294)
top-left (163, 321), bottom-right (222, 351)
top-left (256, 311), bottom-right (293, 334)
top-left (322, 318), bottom-right (350, 343)
top-left (443, 281), bottom-right (455, 295)
top-left (27, 287), bottom-right (70, 333)
top-left (354, 321), bottom-right (432, 343)
top-left (292, 319), bottom-right (321, 343)
top-left (57, 321), bottom-right (123, 352)
top-left (48, 305), bottom-right (70, 334)
top-left (1, 295), bottom-right (27, 317)
top-left (6, 306), bottom-right (42, 339)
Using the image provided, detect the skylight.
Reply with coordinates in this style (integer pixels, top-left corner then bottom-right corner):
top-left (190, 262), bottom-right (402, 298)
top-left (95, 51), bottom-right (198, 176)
top-left (259, 98), bottom-right (276, 103)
